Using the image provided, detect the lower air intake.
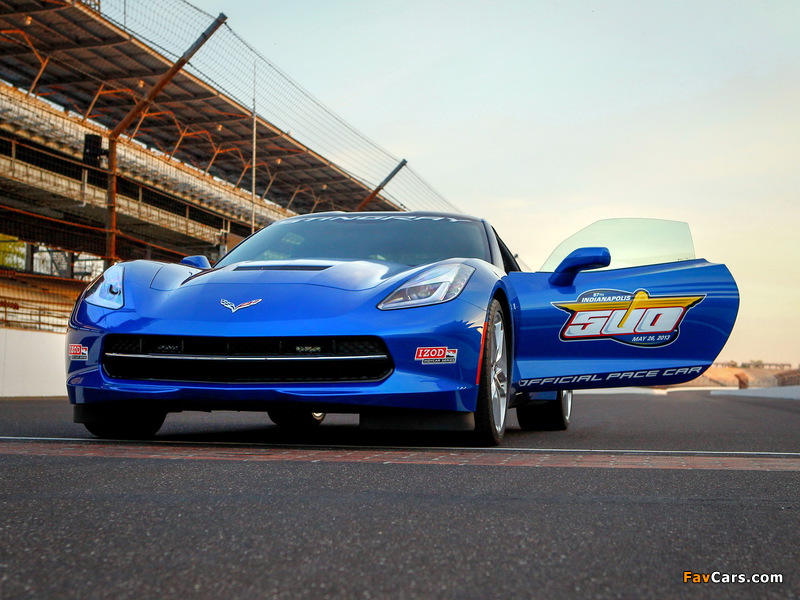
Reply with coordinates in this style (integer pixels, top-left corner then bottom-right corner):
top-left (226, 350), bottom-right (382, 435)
top-left (102, 334), bottom-right (393, 383)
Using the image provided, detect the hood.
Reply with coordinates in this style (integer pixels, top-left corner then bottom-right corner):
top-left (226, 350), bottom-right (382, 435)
top-left (90, 259), bottom-right (425, 333)
top-left (150, 259), bottom-right (412, 292)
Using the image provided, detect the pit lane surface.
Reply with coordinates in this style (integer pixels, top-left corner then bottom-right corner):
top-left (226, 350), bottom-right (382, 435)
top-left (1, 390), bottom-right (798, 599)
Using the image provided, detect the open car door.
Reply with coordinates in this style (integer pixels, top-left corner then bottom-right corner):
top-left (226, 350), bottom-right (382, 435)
top-left (505, 219), bottom-right (739, 392)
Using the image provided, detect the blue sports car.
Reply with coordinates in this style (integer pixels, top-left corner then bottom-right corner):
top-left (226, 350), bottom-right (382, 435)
top-left (66, 212), bottom-right (739, 445)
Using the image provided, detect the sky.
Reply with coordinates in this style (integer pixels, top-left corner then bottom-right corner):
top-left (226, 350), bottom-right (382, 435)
top-left (190, 0), bottom-right (799, 364)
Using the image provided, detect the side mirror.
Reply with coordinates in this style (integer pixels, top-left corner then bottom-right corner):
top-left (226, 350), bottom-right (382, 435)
top-left (548, 247), bottom-right (610, 287)
top-left (180, 255), bottom-right (211, 270)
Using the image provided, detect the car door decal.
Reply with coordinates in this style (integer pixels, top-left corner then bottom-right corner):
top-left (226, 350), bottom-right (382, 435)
top-left (518, 365), bottom-right (706, 389)
top-left (552, 288), bottom-right (704, 347)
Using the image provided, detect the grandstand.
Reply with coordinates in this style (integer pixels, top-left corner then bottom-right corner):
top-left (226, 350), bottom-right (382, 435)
top-left (0, 0), bottom-right (457, 338)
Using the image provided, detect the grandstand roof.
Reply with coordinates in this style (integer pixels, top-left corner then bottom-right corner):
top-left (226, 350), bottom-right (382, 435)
top-left (0, 0), bottom-right (400, 214)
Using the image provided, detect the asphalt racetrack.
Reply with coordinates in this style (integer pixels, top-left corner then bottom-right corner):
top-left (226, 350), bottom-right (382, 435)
top-left (1, 389), bottom-right (798, 600)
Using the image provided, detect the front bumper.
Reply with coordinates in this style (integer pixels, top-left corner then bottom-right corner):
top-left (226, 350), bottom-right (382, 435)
top-left (66, 298), bottom-right (486, 414)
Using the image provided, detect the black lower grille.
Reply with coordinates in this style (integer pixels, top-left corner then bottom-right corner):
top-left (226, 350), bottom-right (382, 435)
top-left (102, 334), bottom-right (393, 383)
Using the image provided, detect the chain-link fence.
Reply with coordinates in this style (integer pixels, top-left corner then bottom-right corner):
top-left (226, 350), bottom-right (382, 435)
top-left (96, 0), bottom-right (458, 213)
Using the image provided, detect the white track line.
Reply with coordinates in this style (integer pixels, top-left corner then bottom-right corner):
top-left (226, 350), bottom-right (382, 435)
top-left (0, 436), bottom-right (798, 458)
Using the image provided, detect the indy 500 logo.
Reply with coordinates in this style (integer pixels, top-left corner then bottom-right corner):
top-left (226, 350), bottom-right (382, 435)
top-left (553, 289), bottom-right (704, 347)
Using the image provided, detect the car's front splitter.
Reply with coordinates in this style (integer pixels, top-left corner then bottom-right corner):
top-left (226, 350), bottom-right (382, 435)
top-left (67, 366), bottom-right (478, 413)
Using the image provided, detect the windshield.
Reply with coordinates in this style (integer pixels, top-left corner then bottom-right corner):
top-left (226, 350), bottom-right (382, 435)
top-left (216, 215), bottom-right (491, 268)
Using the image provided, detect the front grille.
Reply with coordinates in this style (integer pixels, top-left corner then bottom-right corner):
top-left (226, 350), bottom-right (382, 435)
top-left (102, 334), bottom-right (393, 383)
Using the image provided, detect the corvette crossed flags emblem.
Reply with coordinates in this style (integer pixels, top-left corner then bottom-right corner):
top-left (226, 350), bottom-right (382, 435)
top-left (220, 298), bottom-right (262, 313)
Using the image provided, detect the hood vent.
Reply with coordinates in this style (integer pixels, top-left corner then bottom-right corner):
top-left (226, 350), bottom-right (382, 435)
top-left (234, 265), bottom-right (331, 272)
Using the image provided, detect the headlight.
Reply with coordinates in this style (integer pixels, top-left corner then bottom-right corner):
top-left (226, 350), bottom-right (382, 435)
top-left (85, 264), bottom-right (125, 310)
top-left (378, 263), bottom-right (475, 310)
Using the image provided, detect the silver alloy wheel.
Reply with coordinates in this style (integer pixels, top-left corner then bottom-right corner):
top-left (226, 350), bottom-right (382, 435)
top-left (490, 310), bottom-right (509, 433)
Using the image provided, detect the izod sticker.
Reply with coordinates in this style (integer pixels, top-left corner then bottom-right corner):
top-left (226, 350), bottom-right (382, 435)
top-left (68, 344), bottom-right (89, 360)
top-left (415, 346), bottom-right (457, 364)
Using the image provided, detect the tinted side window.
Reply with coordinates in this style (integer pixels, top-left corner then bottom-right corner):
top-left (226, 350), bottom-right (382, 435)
top-left (540, 219), bottom-right (695, 272)
top-left (493, 230), bottom-right (521, 273)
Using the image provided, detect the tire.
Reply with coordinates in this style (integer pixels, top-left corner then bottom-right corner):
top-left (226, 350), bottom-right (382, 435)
top-left (472, 299), bottom-right (511, 446)
top-left (516, 390), bottom-right (572, 431)
top-left (83, 411), bottom-right (166, 439)
top-left (268, 409), bottom-right (327, 429)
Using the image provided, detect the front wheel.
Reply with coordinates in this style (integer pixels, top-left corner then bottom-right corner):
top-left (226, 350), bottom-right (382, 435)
top-left (472, 299), bottom-right (511, 446)
top-left (516, 390), bottom-right (572, 431)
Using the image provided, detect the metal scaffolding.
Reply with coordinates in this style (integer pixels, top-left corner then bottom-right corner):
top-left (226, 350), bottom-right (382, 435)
top-left (0, 0), bottom-right (458, 333)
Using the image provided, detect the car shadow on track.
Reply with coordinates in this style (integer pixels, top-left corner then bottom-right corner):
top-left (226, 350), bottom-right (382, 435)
top-left (137, 411), bottom-right (522, 449)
